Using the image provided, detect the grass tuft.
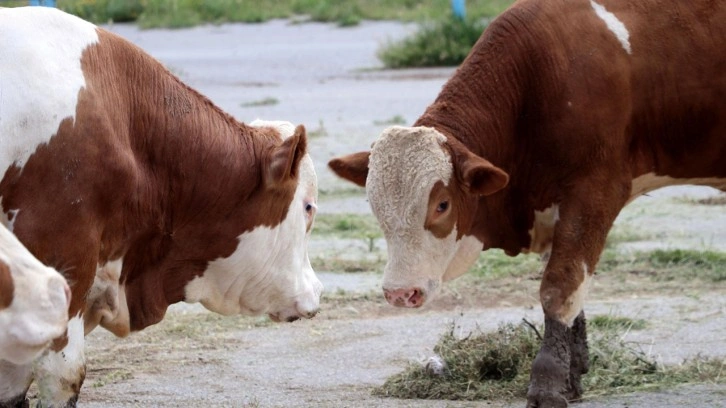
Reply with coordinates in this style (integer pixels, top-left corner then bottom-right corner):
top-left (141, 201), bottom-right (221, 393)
top-left (240, 97), bottom-right (279, 107)
top-left (377, 15), bottom-right (488, 68)
top-left (375, 320), bottom-right (726, 401)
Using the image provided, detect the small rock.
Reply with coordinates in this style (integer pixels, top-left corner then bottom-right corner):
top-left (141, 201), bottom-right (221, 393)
top-left (424, 355), bottom-right (446, 376)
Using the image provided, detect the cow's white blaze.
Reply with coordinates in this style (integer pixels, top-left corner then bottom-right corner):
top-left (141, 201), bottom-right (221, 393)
top-left (184, 120), bottom-right (322, 320)
top-left (0, 224), bottom-right (69, 366)
top-left (0, 7), bottom-right (98, 174)
top-left (368, 126), bottom-right (478, 299)
top-left (590, 0), bottom-right (631, 54)
top-left (33, 315), bottom-right (85, 405)
top-left (558, 262), bottom-right (592, 326)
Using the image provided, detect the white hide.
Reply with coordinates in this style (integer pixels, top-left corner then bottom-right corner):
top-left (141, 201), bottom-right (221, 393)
top-left (590, 0), bottom-right (632, 54)
top-left (84, 259), bottom-right (130, 336)
top-left (0, 7), bottom-right (99, 173)
top-left (33, 315), bottom-right (85, 406)
top-left (558, 262), bottom-right (592, 326)
top-left (0, 224), bottom-right (69, 366)
top-left (185, 120), bottom-right (322, 321)
top-left (0, 359), bottom-right (33, 402)
top-left (367, 126), bottom-right (479, 298)
top-left (526, 204), bottom-right (560, 254)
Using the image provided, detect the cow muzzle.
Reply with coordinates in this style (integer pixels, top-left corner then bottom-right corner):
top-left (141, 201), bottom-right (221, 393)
top-left (383, 287), bottom-right (426, 308)
top-left (268, 302), bottom-right (319, 323)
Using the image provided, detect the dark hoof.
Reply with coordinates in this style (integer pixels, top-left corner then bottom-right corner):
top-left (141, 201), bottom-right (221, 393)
top-left (526, 391), bottom-right (568, 408)
top-left (0, 395), bottom-right (29, 408)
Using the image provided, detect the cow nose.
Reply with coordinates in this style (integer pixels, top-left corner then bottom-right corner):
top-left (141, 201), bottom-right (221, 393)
top-left (383, 287), bottom-right (425, 308)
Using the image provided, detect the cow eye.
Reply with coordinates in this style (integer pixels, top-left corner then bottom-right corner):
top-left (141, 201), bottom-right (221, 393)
top-left (436, 201), bottom-right (449, 213)
top-left (304, 202), bottom-right (316, 213)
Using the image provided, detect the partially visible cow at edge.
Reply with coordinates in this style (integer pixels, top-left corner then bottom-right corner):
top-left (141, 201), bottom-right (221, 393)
top-left (330, 0), bottom-right (725, 406)
top-left (0, 223), bottom-right (70, 366)
top-left (0, 7), bottom-right (322, 407)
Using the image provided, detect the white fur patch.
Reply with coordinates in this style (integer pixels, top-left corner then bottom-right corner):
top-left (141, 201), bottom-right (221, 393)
top-left (33, 315), bottom-right (85, 406)
top-left (0, 224), bottom-right (68, 365)
top-left (0, 7), bottom-right (98, 173)
top-left (590, 0), bottom-right (631, 54)
top-left (526, 204), bottom-right (560, 254)
top-left (559, 262), bottom-right (592, 326)
top-left (442, 235), bottom-right (484, 281)
top-left (84, 259), bottom-right (131, 336)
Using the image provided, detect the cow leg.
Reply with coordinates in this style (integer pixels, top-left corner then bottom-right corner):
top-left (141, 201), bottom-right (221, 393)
top-left (0, 360), bottom-right (33, 408)
top-left (565, 311), bottom-right (589, 401)
top-left (32, 316), bottom-right (85, 408)
top-left (526, 180), bottom-right (628, 407)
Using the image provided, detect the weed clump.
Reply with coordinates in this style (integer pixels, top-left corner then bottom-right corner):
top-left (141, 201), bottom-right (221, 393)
top-left (375, 319), bottom-right (726, 401)
top-left (374, 322), bottom-right (538, 400)
top-left (377, 15), bottom-right (488, 68)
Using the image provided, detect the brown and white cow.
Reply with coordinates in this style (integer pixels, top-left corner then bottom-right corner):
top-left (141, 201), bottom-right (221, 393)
top-left (330, 0), bottom-right (725, 406)
top-left (0, 7), bottom-right (322, 407)
top-left (0, 223), bottom-right (70, 366)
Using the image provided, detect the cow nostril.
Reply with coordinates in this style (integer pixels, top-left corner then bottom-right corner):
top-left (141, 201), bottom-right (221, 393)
top-left (286, 315), bottom-right (301, 323)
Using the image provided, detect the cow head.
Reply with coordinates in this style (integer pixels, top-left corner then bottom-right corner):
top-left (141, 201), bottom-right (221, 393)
top-left (184, 121), bottom-right (323, 323)
top-left (329, 126), bottom-right (508, 308)
top-left (0, 224), bottom-right (70, 364)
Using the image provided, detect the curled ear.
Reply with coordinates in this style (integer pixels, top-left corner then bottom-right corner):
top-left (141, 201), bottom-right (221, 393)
top-left (266, 125), bottom-right (307, 186)
top-left (451, 143), bottom-right (509, 196)
top-left (328, 151), bottom-right (370, 187)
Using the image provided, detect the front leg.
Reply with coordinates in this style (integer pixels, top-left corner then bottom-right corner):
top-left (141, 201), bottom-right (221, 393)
top-left (566, 311), bottom-right (589, 401)
top-left (527, 180), bottom-right (627, 407)
top-left (0, 360), bottom-right (33, 408)
top-left (32, 315), bottom-right (86, 408)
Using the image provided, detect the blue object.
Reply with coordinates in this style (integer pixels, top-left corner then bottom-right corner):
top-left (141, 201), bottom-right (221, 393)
top-left (29, 0), bottom-right (56, 6)
top-left (451, 0), bottom-right (466, 19)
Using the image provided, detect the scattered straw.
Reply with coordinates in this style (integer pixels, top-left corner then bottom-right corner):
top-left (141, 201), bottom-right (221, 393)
top-left (374, 319), bottom-right (726, 401)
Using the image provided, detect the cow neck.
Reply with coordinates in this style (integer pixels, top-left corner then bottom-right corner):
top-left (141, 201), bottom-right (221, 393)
top-left (94, 31), bottom-right (280, 330)
top-left (414, 17), bottom-right (533, 255)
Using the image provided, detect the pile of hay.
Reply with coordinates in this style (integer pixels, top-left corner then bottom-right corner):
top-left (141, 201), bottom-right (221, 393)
top-left (374, 319), bottom-right (725, 401)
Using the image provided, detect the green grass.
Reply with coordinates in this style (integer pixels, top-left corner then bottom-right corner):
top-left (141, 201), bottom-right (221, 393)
top-left (598, 249), bottom-right (726, 283)
top-left (313, 213), bottom-right (382, 240)
top-left (240, 97), bottom-right (279, 107)
top-left (53, 0), bottom-right (514, 27)
top-left (375, 321), bottom-right (726, 401)
top-left (373, 114), bottom-right (407, 126)
top-left (469, 249), bottom-right (542, 280)
top-left (377, 14), bottom-right (490, 68)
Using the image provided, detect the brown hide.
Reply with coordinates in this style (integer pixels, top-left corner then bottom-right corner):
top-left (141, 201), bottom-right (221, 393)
top-left (330, 0), bottom-right (726, 317)
top-left (0, 29), bottom-right (307, 332)
top-left (0, 262), bottom-right (13, 309)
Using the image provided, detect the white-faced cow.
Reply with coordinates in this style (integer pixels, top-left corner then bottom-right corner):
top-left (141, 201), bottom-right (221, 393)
top-left (0, 223), bottom-right (70, 366)
top-left (330, 0), bottom-right (725, 406)
top-left (0, 7), bottom-right (322, 407)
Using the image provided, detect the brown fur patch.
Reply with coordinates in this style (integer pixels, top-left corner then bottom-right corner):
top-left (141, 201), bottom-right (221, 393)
top-left (0, 261), bottom-right (13, 309)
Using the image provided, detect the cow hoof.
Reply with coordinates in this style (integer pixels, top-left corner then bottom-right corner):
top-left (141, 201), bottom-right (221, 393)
top-left (0, 395), bottom-right (29, 408)
top-left (526, 391), bottom-right (568, 408)
top-left (36, 395), bottom-right (78, 408)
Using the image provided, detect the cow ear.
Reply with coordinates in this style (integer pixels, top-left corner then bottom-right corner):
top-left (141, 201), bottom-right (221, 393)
top-left (266, 125), bottom-right (307, 186)
top-left (453, 145), bottom-right (509, 196)
top-left (328, 151), bottom-right (370, 187)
